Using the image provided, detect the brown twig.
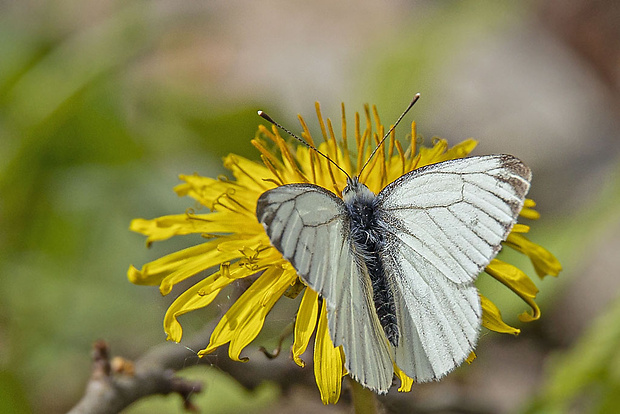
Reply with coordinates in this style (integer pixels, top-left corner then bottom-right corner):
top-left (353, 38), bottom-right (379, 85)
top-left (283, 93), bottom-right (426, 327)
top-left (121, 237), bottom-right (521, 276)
top-left (68, 340), bottom-right (203, 414)
top-left (67, 319), bottom-right (318, 414)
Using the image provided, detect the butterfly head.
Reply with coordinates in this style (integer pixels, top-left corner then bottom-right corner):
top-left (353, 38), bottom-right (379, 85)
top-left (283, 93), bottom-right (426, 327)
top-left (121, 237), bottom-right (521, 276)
top-left (343, 176), bottom-right (375, 205)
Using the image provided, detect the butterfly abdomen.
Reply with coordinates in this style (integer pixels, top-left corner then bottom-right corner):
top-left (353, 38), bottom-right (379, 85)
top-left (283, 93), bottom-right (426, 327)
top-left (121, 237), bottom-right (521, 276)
top-left (346, 192), bottom-right (400, 347)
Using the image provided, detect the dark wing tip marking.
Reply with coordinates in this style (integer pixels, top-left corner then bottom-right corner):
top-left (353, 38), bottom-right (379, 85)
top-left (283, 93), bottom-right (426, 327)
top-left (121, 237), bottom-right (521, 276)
top-left (256, 191), bottom-right (271, 223)
top-left (498, 154), bottom-right (532, 181)
top-left (497, 154), bottom-right (532, 193)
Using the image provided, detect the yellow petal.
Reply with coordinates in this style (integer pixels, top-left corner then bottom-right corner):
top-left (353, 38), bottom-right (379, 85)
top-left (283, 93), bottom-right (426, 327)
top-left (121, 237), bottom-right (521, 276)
top-left (199, 266), bottom-right (296, 361)
top-left (519, 207), bottom-right (541, 220)
top-left (128, 237), bottom-right (240, 288)
top-left (223, 153), bottom-right (274, 191)
top-left (441, 138), bottom-right (478, 160)
top-left (466, 351), bottom-right (477, 364)
top-left (301, 142), bottom-right (348, 191)
top-left (173, 174), bottom-right (223, 206)
top-left (518, 199), bottom-right (539, 220)
top-left (228, 268), bottom-right (297, 361)
top-left (394, 364), bottom-right (414, 392)
top-left (485, 259), bottom-right (541, 322)
top-left (314, 301), bottom-right (344, 404)
top-left (252, 138), bottom-right (286, 173)
top-left (129, 214), bottom-right (229, 245)
top-left (510, 223), bottom-right (530, 233)
top-left (292, 288), bottom-right (319, 367)
top-left (412, 138), bottom-right (479, 170)
top-left (174, 175), bottom-right (263, 216)
top-left (263, 126), bottom-right (310, 184)
top-left (128, 233), bottom-right (270, 293)
top-left (386, 150), bottom-right (406, 184)
top-left (163, 261), bottom-right (267, 342)
top-left (480, 294), bottom-right (521, 335)
top-left (157, 233), bottom-right (267, 294)
top-left (180, 211), bottom-right (264, 235)
top-left (416, 139), bottom-right (449, 168)
top-left (505, 233), bottom-right (562, 278)
top-left (130, 215), bottom-right (193, 244)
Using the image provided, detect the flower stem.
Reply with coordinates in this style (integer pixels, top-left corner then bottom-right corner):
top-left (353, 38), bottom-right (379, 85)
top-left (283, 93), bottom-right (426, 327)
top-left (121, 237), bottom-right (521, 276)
top-left (349, 378), bottom-right (378, 414)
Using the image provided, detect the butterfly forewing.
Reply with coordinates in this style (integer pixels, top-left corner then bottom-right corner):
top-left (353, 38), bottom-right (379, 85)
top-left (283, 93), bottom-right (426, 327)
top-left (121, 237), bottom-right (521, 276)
top-left (377, 155), bottom-right (531, 284)
top-left (256, 184), bottom-right (394, 392)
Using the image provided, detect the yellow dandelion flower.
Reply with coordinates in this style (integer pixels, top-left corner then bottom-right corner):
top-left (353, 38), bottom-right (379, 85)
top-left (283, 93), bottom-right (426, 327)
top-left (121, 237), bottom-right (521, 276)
top-left (129, 100), bottom-right (561, 404)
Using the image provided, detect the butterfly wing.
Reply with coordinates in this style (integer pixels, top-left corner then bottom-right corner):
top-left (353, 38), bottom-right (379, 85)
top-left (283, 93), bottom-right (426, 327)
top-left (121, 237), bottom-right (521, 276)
top-left (375, 154), bottom-right (531, 381)
top-left (256, 184), bottom-right (394, 392)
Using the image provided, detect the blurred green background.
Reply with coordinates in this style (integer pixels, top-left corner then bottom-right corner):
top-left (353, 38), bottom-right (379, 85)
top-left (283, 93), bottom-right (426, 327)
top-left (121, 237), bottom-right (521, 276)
top-left (2, 1), bottom-right (620, 413)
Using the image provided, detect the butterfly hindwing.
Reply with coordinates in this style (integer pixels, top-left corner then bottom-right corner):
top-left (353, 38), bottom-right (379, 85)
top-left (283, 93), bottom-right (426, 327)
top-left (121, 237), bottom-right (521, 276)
top-left (256, 184), bottom-right (394, 392)
top-left (375, 154), bottom-right (531, 381)
top-left (382, 236), bottom-right (481, 381)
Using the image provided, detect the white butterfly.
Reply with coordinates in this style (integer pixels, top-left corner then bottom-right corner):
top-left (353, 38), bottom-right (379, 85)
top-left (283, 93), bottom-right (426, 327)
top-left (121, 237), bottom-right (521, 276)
top-left (255, 99), bottom-right (531, 393)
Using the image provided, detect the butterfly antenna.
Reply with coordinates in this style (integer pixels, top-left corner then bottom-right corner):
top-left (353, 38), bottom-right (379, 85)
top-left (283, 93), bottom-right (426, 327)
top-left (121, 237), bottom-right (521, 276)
top-left (358, 93), bottom-right (421, 177)
top-left (258, 110), bottom-right (351, 180)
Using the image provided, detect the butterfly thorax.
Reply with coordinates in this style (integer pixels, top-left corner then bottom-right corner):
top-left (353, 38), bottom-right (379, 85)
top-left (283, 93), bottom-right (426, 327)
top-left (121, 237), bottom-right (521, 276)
top-left (344, 177), bottom-right (400, 347)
